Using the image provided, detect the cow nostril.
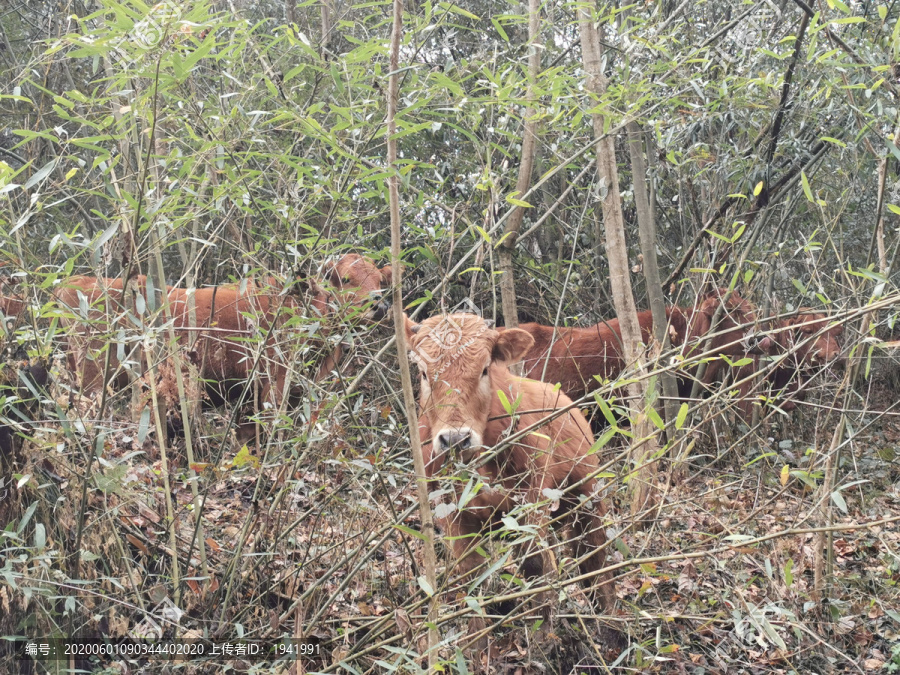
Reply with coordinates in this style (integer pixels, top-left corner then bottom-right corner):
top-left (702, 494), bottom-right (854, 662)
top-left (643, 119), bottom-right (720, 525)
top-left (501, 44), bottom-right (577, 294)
top-left (437, 430), bottom-right (473, 452)
top-left (371, 301), bottom-right (391, 320)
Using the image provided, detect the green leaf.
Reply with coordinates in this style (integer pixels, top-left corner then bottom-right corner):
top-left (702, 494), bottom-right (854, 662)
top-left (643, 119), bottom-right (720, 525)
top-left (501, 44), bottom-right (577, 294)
top-left (389, 121), bottom-right (432, 140)
top-left (887, 204), bottom-right (900, 216)
top-left (675, 403), bottom-right (688, 430)
top-left (497, 389), bottom-right (513, 416)
top-left (830, 490), bottom-right (848, 514)
top-left (800, 170), bottom-right (814, 202)
top-left (34, 523), bottom-right (46, 551)
top-left (784, 558), bottom-right (794, 587)
top-left (820, 136), bottom-right (846, 147)
top-left (879, 5), bottom-right (888, 20)
top-left (18, 501), bottom-right (38, 535)
top-left (440, 2), bottom-right (481, 20)
top-left (475, 226), bottom-right (492, 244)
top-left (646, 406), bottom-right (665, 431)
top-left (393, 524), bottom-right (428, 540)
top-left (705, 229), bottom-right (732, 243)
top-left (887, 142), bottom-right (900, 163)
top-left (491, 17), bottom-right (509, 41)
top-left (589, 425), bottom-right (617, 453)
top-left (24, 159), bottom-right (58, 190)
top-left (594, 395), bottom-right (617, 426)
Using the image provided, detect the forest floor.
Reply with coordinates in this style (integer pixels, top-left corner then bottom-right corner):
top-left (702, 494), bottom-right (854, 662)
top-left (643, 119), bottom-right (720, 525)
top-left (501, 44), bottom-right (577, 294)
top-left (5, 369), bottom-right (900, 674)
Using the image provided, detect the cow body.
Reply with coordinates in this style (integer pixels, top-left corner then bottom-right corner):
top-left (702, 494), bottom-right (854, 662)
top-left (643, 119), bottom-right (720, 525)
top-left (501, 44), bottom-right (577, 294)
top-left (759, 312), bottom-right (844, 411)
top-left (406, 313), bottom-right (615, 614)
top-left (513, 307), bottom-right (690, 400)
top-left (53, 275), bottom-right (164, 394)
top-left (510, 289), bottom-right (761, 414)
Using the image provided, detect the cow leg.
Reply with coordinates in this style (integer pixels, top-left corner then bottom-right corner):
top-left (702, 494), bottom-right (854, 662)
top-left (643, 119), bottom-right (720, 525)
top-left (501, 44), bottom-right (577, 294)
top-left (442, 510), bottom-right (492, 651)
top-left (568, 505), bottom-right (615, 612)
top-left (521, 481), bottom-right (555, 623)
top-left (443, 509), bottom-right (489, 584)
top-left (732, 358), bottom-right (761, 422)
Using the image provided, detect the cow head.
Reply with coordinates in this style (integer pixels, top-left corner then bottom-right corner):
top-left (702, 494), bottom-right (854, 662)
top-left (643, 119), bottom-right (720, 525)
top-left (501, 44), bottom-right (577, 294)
top-left (772, 312), bottom-right (844, 366)
top-left (686, 288), bottom-right (758, 356)
top-left (406, 313), bottom-right (533, 455)
top-left (322, 254), bottom-right (395, 321)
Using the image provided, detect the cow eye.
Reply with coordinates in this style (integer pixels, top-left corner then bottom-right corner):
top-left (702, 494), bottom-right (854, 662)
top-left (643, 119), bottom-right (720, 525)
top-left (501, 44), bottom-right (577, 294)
top-left (481, 366), bottom-right (489, 377)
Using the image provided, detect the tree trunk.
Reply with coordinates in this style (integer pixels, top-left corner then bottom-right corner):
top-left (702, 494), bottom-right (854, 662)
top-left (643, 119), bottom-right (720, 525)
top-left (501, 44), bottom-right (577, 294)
top-left (627, 122), bottom-right (680, 444)
top-left (386, 0), bottom-right (439, 666)
top-left (578, 8), bottom-right (658, 517)
top-left (499, 0), bottom-right (541, 370)
top-left (321, 0), bottom-right (333, 55)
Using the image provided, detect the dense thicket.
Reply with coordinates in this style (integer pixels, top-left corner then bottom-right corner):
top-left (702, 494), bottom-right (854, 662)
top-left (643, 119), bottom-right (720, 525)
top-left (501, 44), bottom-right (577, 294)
top-left (1, 0), bottom-right (899, 672)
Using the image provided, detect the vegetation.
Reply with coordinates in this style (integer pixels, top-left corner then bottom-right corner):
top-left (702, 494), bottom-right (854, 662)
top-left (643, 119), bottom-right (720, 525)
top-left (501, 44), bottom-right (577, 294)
top-left (1, 0), bottom-right (899, 672)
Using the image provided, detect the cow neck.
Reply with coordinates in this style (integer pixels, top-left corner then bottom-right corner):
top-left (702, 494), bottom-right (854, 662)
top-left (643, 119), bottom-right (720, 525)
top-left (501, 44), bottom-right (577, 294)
top-left (482, 365), bottom-right (522, 448)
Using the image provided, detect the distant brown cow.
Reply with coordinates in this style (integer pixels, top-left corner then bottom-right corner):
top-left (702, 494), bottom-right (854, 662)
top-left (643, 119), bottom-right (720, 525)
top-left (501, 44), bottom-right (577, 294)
top-left (407, 313), bottom-right (615, 615)
top-left (510, 288), bottom-right (760, 406)
top-left (52, 254), bottom-right (394, 399)
top-left (757, 311), bottom-right (844, 411)
top-left (169, 253), bottom-right (394, 407)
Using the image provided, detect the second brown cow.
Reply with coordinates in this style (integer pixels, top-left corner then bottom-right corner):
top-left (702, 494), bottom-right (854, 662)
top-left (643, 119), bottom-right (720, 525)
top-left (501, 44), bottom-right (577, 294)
top-left (509, 288), bottom-right (761, 411)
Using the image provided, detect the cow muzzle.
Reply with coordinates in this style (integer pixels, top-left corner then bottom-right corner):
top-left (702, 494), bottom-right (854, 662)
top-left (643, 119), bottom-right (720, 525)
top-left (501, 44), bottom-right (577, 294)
top-left (371, 300), bottom-right (391, 321)
top-left (816, 348), bottom-right (846, 367)
top-left (435, 427), bottom-right (480, 453)
top-left (742, 331), bottom-right (775, 355)
top-left (368, 291), bottom-right (391, 321)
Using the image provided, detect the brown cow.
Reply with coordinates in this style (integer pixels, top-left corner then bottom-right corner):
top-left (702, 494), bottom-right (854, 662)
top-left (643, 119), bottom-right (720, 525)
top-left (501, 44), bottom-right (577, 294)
top-left (756, 311), bottom-right (844, 411)
top-left (406, 313), bottom-right (615, 618)
top-left (52, 254), bottom-right (394, 399)
top-left (510, 288), bottom-right (760, 406)
top-left (168, 254), bottom-right (394, 408)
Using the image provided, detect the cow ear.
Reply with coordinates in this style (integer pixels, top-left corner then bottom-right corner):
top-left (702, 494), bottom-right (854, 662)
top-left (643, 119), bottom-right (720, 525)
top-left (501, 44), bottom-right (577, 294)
top-left (320, 259), bottom-right (341, 286)
top-left (492, 328), bottom-right (534, 364)
top-left (405, 315), bottom-right (420, 341)
top-left (297, 276), bottom-right (325, 297)
top-left (380, 265), bottom-right (394, 287)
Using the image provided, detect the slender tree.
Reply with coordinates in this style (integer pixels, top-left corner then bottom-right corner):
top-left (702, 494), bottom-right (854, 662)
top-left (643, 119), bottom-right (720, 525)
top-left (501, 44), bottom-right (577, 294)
top-left (627, 122), bottom-right (680, 442)
top-left (498, 0), bottom-right (541, 361)
top-left (578, 8), bottom-right (658, 516)
top-left (387, 0), bottom-right (439, 666)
